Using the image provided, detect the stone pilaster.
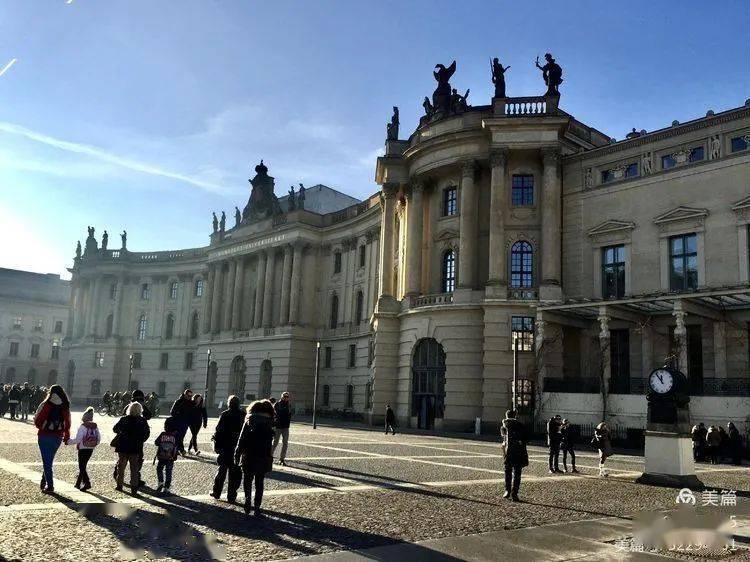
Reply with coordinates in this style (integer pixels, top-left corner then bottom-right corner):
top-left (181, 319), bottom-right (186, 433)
top-left (210, 263), bottom-right (224, 334)
top-left (405, 179), bottom-right (425, 296)
top-left (377, 184), bottom-right (399, 302)
top-left (288, 243), bottom-right (303, 325)
top-left (253, 252), bottom-right (267, 329)
top-left (540, 147), bottom-right (562, 300)
top-left (231, 258), bottom-right (244, 330)
top-left (598, 306), bottom-right (611, 398)
top-left (458, 159), bottom-right (478, 290)
top-left (487, 148), bottom-right (508, 298)
top-left (223, 260), bottom-right (237, 331)
top-left (111, 277), bottom-right (124, 336)
top-left (262, 249), bottom-right (276, 328)
top-left (672, 302), bottom-right (689, 375)
top-left (279, 245), bottom-right (293, 325)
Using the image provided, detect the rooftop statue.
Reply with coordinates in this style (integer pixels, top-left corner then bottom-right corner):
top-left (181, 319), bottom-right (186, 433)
top-left (84, 226), bottom-right (98, 256)
top-left (288, 185), bottom-right (296, 211)
top-left (451, 88), bottom-right (470, 113)
top-left (219, 211), bottom-right (226, 232)
top-left (234, 206), bottom-right (241, 227)
top-left (298, 183), bottom-right (306, 210)
top-left (386, 106), bottom-right (399, 141)
top-left (491, 57), bottom-right (510, 98)
top-left (422, 96), bottom-right (434, 118)
top-left (101, 230), bottom-right (108, 251)
top-left (535, 53), bottom-right (563, 97)
top-left (432, 60), bottom-right (456, 116)
top-left (121, 230), bottom-right (127, 250)
top-left (75, 241), bottom-right (82, 260)
top-left (212, 212), bottom-right (218, 233)
top-left (243, 160), bottom-right (282, 222)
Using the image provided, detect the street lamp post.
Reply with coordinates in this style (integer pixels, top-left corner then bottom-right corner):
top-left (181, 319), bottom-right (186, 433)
top-left (127, 353), bottom-right (134, 392)
top-left (312, 341), bottom-right (321, 429)
top-left (512, 335), bottom-right (519, 411)
top-left (203, 348), bottom-right (212, 406)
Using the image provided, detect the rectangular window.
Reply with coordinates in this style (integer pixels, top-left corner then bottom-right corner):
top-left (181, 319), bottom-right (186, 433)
top-left (669, 233), bottom-right (698, 292)
top-left (511, 316), bottom-right (535, 352)
top-left (33, 319), bottom-right (43, 332)
top-left (30, 343), bottom-right (40, 358)
top-left (443, 187), bottom-right (457, 216)
top-left (13, 317), bottom-right (22, 330)
top-left (94, 351), bottom-right (104, 368)
top-left (51, 341), bottom-right (60, 360)
top-left (333, 251), bottom-right (342, 274)
top-left (600, 170), bottom-right (613, 183)
top-left (662, 154), bottom-right (677, 169)
top-left (368, 339), bottom-right (374, 366)
top-left (324, 346), bottom-right (332, 368)
top-left (625, 163), bottom-right (638, 177)
top-left (348, 344), bottom-right (356, 368)
top-left (601, 244), bottom-right (626, 299)
top-left (131, 352), bottom-right (142, 369)
top-left (323, 384), bottom-right (330, 407)
top-left (54, 320), bottom-right (63, 333)
top-left (184, 352), bottom-right (194, 370)
top-left (731, 136), bottom-right (749, 153)
top-left (158, 381), bottom-right (167, 397)
top-left (194, 279), bottom-right (204, 297)
top-left (159, 352), bottom-right (169, 370)
top-left (609, 329), bottom-right (631, 393)
top-left (169, 281), bottom-right (178, 300)
top-left (689, 146), bottom-right (704, 162)
top-left (141, 283), bottom-right (150, 300)
top-left (672, 325), bottom-right (705, 394)
top-left (346, 384), bottom-right (354, 408)
top-left (359, 245), bottom-right (366, 268)
top-left (511, 175), bottom-right (534, 206)
top-left (365, 382), bottom-right (372, 409)
top-left (110, 283), bottom-right (118, 300)
top-left (9, 342), bottom-right (18, 356)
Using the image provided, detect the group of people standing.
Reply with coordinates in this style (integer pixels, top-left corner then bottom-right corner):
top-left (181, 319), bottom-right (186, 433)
top-left (0, 382), bottom-right (47, 420)
top-left (102, 390), bottom-right (160, 416)
top-left (691, 422), bottom-right (744, 465)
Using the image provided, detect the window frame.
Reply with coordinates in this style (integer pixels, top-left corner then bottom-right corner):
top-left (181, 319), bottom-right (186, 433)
top-left (669, 233), bottom-right (698, 292)
top-left (30, 343), bottom-right (40, 358)
top-left (54, 320), bottom-right (63, 334)
top-left (346, 384), bottom-right (354, 408)
top-left (510, 241), bottom-right (533, 288)
top-left (333, 251), bottom-right (342, 274)
top-left (358, 245), bottom-right (366, 268)
top-left (137, 314), bottom-right (148, 340)
top-left (194, 279), bottom-right (204, 298)
top-left (184, 352), bottom-right (194, 370)
top-left (511, 174), bottom-right (534, 206)
top-left (348, 344), bottom-right (356, 368)
top-left (443, 186), bottom-right (458, 216)
top-left (324, 346), bottom-right (332, 368)
top-left (9, 341), bottom-right (19, 357)
top-left (131, 352), bottom-right (142, 369)
top-left (169, 281), bottom-right (178, 300)
top-left (601, 244), bottom-right (626, 299)
top-left (330, 294), bottom-right (339, 329)
top-left (159, 352), bottom-right (169, 370)
top-left (140, 283), bottom-right (150, 300)
top-left (510, 316), bottom-right (535, 352)
top-left (442, 250), bottom-right (456, 293)
top-left (93, 351), bottom-right (104, 368)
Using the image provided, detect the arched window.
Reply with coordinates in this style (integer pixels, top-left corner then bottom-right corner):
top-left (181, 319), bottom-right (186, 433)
top-left (330, 294), bottom-right (339, 329)
top-left (442, 250), bottom-right (456, 293)
top-left (27, 368), bottom-right (37, 385)
top-left (355, 290), bottom-right (364, 324)
top-left (137, 314), bottom-right (147, 340)
top-left (165, 313), bottom-right (175, 340)
top-left (510, 241), bottom-right (533, 288)
top-left (190, 311), bottom-right (199, 339)
top-left (90, 379), bottom-right (101, 396)
top-left (6, 367), bottom-right (15, 382)
top-left (105, 314), bottom-right (114, 338)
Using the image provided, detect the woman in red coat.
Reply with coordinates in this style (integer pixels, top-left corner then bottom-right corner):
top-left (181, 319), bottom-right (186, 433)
top-left (33, 385), bottom-right (71, 493)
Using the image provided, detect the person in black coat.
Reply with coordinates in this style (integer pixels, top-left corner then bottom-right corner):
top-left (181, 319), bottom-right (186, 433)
top-left (187, 394), bottom-right (208, 455)
top-left (211, 395), bottom-right (245, 502)
top-left (8, 385), bottom-right (21, 419)
top-left (113, 390), bottom-right (152, 486)
top-left (112, 402), bottom-right (150, 494)
top-left (235, 400), bottom-right (275, 516)
top-left (500, 410), bottom-right (528, 502)
top-left (170, 389), bottom-right (194, 455)
top-left (385, 404), bottom-right (396, 435)
top-left (727, 422), bottom-right (743, 466)
top-left (560, 418), bottom-right (579, 473)
top-left (547, 415), bottom-right (563, 473)
top-left (271, 392), bottom-right (292, 465)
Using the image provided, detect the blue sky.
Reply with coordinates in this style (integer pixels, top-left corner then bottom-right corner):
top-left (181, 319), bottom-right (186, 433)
top-left (1, 1), bottom-right (749, 278)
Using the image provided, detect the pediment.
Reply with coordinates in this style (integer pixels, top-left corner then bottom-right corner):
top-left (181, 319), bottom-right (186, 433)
top-left (653, 206), bottom-right (709, 225)
top-left (435, 229), bottom-right (459, 242)
top-left (731, 196), bottom-right (750, 212)
top-left (587, 220), bottom-right (636, 237)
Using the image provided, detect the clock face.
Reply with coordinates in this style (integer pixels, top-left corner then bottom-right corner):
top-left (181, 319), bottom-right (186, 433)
top-left (649, 369), bottom-right (674, 394)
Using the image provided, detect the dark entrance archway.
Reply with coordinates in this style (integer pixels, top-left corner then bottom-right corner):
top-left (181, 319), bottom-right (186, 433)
top-left (206, 360), bottom-right (218, 406)
top-left (229, 356), bottom-right (246, 399)
top-left (66, 360), bottom-right (75, 396)
top-left (259, 360), bottom-right (273, 399)
top-left (411, 338), bottom-right (446, 430)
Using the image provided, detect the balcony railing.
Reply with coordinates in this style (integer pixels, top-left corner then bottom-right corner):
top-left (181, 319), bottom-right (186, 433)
top-left (609, 377), bottom-right (647, 395)
top-left (508, 288), bottom-right (538, 301)
top-left (543, 377), bottom-right (600, 394)
top-left (411, 293), bottom-right (454, 308)
top-left (693, 378), bottom-right (750, 397)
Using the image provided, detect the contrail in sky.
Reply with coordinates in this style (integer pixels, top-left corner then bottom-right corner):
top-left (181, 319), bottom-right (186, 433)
top-left (0, 59), bottom-right (18, 77)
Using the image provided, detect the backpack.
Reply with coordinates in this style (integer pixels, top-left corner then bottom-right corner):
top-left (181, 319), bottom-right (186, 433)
top-left (82, 427), bottom-right (99, 448)
top-left (44, 405), bottom-right (66, 432)
top-left (156, 433), bottom-right (178, 461)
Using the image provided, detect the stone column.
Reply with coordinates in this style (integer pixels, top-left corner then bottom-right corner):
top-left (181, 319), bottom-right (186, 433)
top-left (67, 282), bottom-right (78, 338)
top-left (598, 306), bottom-right (611, 398)
top-left (262, 249), bottom-right (276, 328)
top-left (288, 243), bottom-right (304, 325)
top-left (222, 260), bottom-right (237, 331)
top-left (253, 252), bottom-right (267, 328)
top-left (672, 302), bottom-right (689, 375)
top-left (713, 321), bottom-right (727, 378)
top-left (641, 322), bottom-right (654, 375)
top-left (88, 278), bottom-right (101, 336)
top-left (487, 148), bottom-right (508, 297)
top-left (377, 184), bottom-right (398, 299)
top-left (210, 263), bottom-right (224, 334)
top-left (231, 258), bottom-right (244, 330)
top-left (279, 245), bottom-right (293, 325)
top-left (541, 147), bottom-right (562, 298)
top-left (458, 160), bottom-right (478, 290)
top-left (111, 277), bottom-right (124, 336)
top-left (405, 180), bottom-right (425, 296)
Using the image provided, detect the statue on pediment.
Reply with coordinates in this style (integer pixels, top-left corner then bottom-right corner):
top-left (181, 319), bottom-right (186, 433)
top-left (432, 61), bottom-right (456, 116)
top-left (297, 183), bottom-right (306, 210)
top-left (219, 211), bottom-right (226, 232)
top-left (121, 230), bottom-right (127, 250)
top-left (491, 58), bottom-right (509, 98)
top-left (75, 241), bottom-right (82, 261)
top-left (243, 160), bottom-right (282, 222)
top-left (386, 106), bottom-right (399, 141)
top-left (212, 212), bottom-right (218, 233)
top-left (535, 53), bottom-right (563, 97)
top-left (84, 226), bottom-right (98, 256)
top-left (234, 206), bottom-right (241, 227)
top-left (101, 230), bottom-right (108, 251)
top-left (288, 185), bottom-right (296, 211)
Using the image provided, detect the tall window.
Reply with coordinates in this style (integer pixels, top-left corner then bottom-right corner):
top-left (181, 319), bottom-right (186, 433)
top-left (442, 250), bottom-right (456, 293)
top-left (184, 352), bottom-right (194, 370)
top-left (324, 346), bottom-right (332, 368)
top-left (9, 342), bottom-right (19, 356)
top-left (131, 352), bottom-right (142, 369)
top-left (330, 294), bottom-right (339, 329)
top-left (105, 314), bottom-right (114, 338)
top-left (169, 281), bottom-right (178, 300)
top-left (158, 381), bottom-right (167, 397)
top-left (346, 384), bottom-right (354, 408)
top-left (110, 283), bottom-right (118, 300)
top-left (190, 311), bottom-right (199, 339)
top-left (510, 241), bottom-right (533, 288)
top-left (359, 245), bottom-right (366, 268)
top-left (669, 233), bottom-right (698, 291)
top-left (322, 384), bottom-right (330, 406)
top-left (609, 329), bottom-right (631, 393)
top-left (355, 291), bottom-right (364, 324)
top-left (12, 316), bottom-right (22, 330)
top-left (443, 186), bottom-right (457, 216)
top-left (54, 320), bottom-right (63, 333)
top-left (365, 382), bottom-right (372, 409)
top-left (511, 316), bottom-right (535, 351)
top-left (602, 245), bottom-right (626, 299)
top-left (90, 379), bottom-right (101, 396)
top-left (30, 344), bottom-right (40, 358)
top-left (194, 279), bottom-right (204, 297)
top-left (511, 175), bottom-right (534, 206)
top-left (94, 351), bottom-right (104, 368)
top-left (165, 314), bottom-right (175, 340)
top-left (33, 319), bottom-right (43, 332)
top-left (50, 340), bottom-right (60, 360)
top-left (348, 344), bottom-right (356, 368)
top-left (159, 352), bottom-right (169, 370)
top-left (137, 314), bottom-right (147, 340)
top-left (731, 135), bottom-right (749, 153)
top-left (333, 251), bottom-right (342, 274)
top-left (140, 283), bottom-right (150, 300)
top-left (368, 339), bottom-right (374, 366)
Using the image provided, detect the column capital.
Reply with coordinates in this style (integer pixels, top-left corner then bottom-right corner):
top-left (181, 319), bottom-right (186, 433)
top-left (461, 159), bottom-right (478, 178)
top-left (540, 146), bottom-right (561, 166)
top-left (406, 177), bottom-right (426, 198)
top-left (489, 148), bottom-right (509, 168)
top-left (382, 183), bottom-right (400, 199)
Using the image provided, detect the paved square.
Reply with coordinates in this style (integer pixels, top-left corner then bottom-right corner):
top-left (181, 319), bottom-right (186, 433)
top-left (0, 412), bottom-right (748, 561)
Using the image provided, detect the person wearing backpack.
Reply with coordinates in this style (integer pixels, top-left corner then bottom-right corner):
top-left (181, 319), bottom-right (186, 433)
top-left (33, 385), bottom-right (71, 493)
top-left (66, 406), bottom-right (101, 491)
top-left (211, 395), bottom-right (245, 503)
top-left (112, 402), bottom-right (150, 495)
top-left (235, 399), bottom-right (275, 516)
top-left (154, 417), bottom-right (179, 494)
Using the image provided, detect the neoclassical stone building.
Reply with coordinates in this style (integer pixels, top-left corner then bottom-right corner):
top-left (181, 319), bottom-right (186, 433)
top-left (64, 63), bottom-right (750, 433)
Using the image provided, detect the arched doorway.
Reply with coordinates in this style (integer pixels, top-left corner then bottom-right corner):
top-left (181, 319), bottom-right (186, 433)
top-left (207, 360), bottom-right (218, 406)
top-left (66, 360), bottom-right (75, 395)
top-left (259, 360), bottom-right (273, 399)
top-left (229, 356), bottom-right (246, 399)
top-left (411, 338), bottom-right (446, 430)
top-left (27, 368), bottom-right (37, 385)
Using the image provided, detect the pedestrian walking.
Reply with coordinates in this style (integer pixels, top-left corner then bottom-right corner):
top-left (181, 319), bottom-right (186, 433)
top-left (235, 399), bottom-right (275, 516)
top-left (187, 393), bottom-right (208, 455)
top-left (500, 409), bottom-right (528, 502)
top-left (112, 402), bottom-right (150, 494)
top-left (706, 425), bottom-right (722, 465)
top-left (113, 389), bottom-right (152, 487)
top-left (385, 404), bottom-right (396, 435)
top-left (592, 421), bottom-right (613, 476)
top-left (560, 418), bottom-right (578, 473)
top-left (20, 382), bottom-right (32, 420)
top-left (727, 422), bottom-right (743, 466)
top-left (718, 426), bottom-right (730, 463)
top-left (170, 389), bottom-right (194, 455)
top-left (691, 423), bottom-right (707, 462)
top-left (547, 415), bottom-right (563, 473)
top-left (33, 384), bottom-right (71, 493)
top-left (66, 407), bottom-right (101, 491)
top-left (0, 385), bottom-right (8, 417)
top-left (154, 417), bottom-right (179, 494)
top-left (8, 385), bottom-right (20, 419)
top-left (211, 395), bottom-right (245, 503)
top-left (272, 391), bottom-right (292, 465)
